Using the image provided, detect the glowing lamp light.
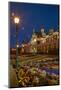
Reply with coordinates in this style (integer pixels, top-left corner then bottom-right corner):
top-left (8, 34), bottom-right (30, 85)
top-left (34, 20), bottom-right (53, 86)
top-left (34, 39), bottom-right (36, 42)
top-left (14, 17), bottom-right (20, 24)
top-left (17, 44), bottom-right (19, 48)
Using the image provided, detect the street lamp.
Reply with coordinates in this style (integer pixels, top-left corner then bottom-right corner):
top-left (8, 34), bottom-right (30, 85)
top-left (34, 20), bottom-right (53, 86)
top-left (14, 16), bottom-right (20, 24)
top-left (14, 16), bottom-right (20, 69)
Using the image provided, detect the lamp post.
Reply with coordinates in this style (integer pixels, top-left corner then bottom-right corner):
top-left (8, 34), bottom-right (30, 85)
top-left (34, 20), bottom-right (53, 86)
top-left (14, 16), bottom-right (20, 69)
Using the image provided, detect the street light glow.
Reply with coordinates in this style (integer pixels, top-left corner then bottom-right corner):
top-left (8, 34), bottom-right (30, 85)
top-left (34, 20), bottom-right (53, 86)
top-left (17, 44), bottom-right (19, 48)
top-left (14, 16), bottom-right (20, 24)
top-left (34, 38), bottom-right (37, 42)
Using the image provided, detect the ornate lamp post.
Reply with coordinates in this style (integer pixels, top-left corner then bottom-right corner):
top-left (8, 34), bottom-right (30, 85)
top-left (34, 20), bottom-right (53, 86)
top-left (14, 16), bottom-right (20, 68)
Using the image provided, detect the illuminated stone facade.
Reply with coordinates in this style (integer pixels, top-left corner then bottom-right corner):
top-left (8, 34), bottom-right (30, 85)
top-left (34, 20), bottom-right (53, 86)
top-left (11, 28), bottom-right (59, 55)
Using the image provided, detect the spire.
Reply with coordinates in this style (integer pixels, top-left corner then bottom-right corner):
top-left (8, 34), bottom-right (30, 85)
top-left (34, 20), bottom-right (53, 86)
top-left (33, 28), bottom-right (35, 34)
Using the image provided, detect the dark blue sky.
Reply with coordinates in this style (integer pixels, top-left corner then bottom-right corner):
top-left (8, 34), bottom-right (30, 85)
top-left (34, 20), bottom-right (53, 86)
top-left (9, 2), bottom-right (59, 48)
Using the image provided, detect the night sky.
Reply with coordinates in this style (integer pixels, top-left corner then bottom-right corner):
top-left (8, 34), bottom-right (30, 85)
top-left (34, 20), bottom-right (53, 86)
top-left (9, 2), bottom-right (59, 48)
